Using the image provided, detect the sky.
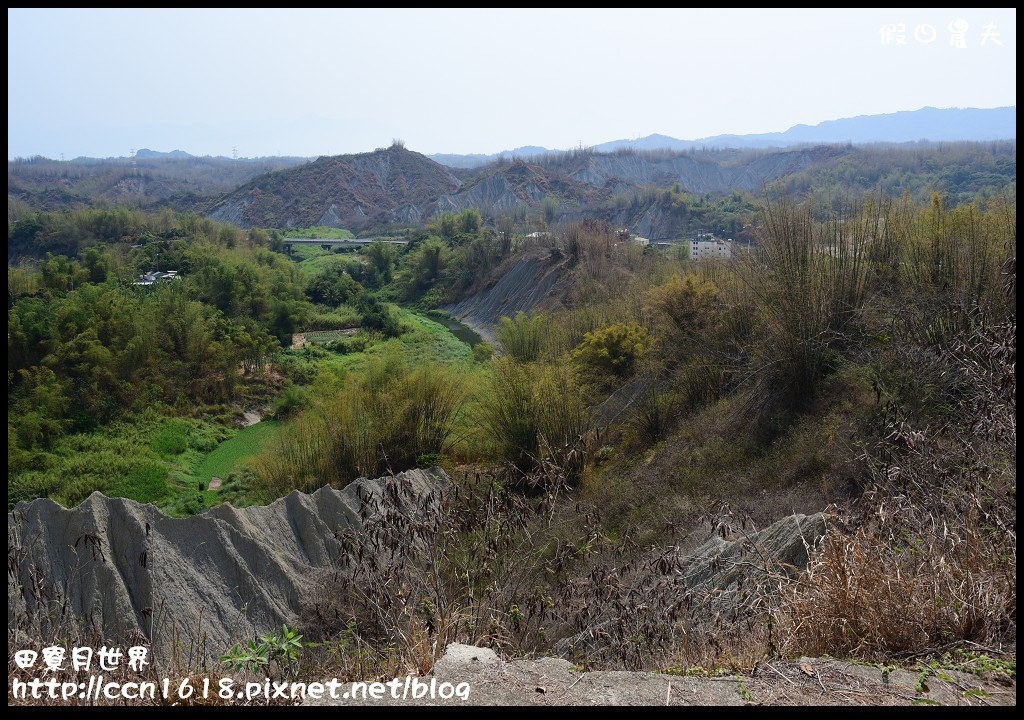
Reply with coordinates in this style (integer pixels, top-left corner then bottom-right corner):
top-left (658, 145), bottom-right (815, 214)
top-left (7, 8), bottom-right (1017, 159)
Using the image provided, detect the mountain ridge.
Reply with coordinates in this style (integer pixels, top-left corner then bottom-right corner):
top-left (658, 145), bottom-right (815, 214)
top-left (208, 143), bottom-right (854, 231)
top-left (429, 106), bottom-right (1017, 167)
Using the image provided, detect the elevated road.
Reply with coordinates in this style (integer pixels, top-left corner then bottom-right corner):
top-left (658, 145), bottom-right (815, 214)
top-left (282, 237), bottom-right (408, 249)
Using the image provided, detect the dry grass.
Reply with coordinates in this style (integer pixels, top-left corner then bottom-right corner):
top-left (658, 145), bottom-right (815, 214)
top-left (779, 289), bottom-right (1016, 662)
top-left (781, 493), bottom-right (1016, 660)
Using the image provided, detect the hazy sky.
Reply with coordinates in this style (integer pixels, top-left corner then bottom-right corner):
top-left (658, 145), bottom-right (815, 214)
top-left (7, 8), bottom-right (1016, 159)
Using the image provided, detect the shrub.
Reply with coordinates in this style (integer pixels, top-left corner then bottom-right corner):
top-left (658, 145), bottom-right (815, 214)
top-left (736, 196), bottom-right (868, 428)
top-left (648, 274), bottom-right (717, 329)
top-left (306, 266), bottom-right (363, 306)
top-left (646, 275), bottom-right (719, 347)
top-left (356, 294), bottom-right (401, 337)
top-left (472, 341), bottom-right (494, 363)
top-left (628, 384), bottom-right (675, 444)
top-left (571, 322), bottom-right (649, 384)
top-left (328, 330), bottom-right (380, 355)
top-left (272, 384), bottom-right (308, 419)
top-left (781, 492), bottom-right (1015, 660)
top-left (149, 420), bottom-right (190, 457)
top-left (306, 304), bottom-right (361, 330)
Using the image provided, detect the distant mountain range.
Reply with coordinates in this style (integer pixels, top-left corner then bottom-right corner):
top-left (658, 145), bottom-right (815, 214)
top-left (134, 148), bottom-right (195, 159)
top-left (429, 106), bottom-right (1016, 168)
top-left (32, 106), bottom-right (1015, 168)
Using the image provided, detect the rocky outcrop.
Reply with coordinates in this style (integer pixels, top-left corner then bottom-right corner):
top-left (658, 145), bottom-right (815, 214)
top-left (436, 173), bottom-right (526, 214)
top-left (673, 512), bottom-right (826, 600)
top-left (7, 468), bottom-right (450, 659)
top-left (555, 512), bottom-right (828, 658)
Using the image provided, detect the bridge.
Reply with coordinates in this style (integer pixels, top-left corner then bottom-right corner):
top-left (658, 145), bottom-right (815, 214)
top-left (281, 237), bottom-right (408, 252)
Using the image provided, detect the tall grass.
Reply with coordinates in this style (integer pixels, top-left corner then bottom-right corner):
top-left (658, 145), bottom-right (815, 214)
top-left (254, 353), bottom-right (464, 497)
top-left (735, 196), bottom-right (870, 429)
top-left (494, 310), bottom-right (558, 362)
top-left (477, 358), bottom-right (589, 485)
top-left (781, 493), bottom-right (1016, 659)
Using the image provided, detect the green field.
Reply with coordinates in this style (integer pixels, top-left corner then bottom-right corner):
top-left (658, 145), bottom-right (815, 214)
top-left (290, 244), bottom-right (365, 273)
top-left (193, 420), bottom-right (282, 485)
top-left (319, 308), bottom-right (474, 374)
top-left (303, 329), bottom-right (351, 344)
top-left (9, 413), bottom-right (231, 512)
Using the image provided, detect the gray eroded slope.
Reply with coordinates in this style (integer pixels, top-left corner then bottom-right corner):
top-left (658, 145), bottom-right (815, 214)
top-left (442, 255), bottom-right (563, 343)
top-left (8, 468), bottom-right (449, 660)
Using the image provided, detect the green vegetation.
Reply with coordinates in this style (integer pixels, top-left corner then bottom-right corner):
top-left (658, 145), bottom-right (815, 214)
top-left (254, 353), bottom-right (464, 498)
top-left (193, 420), bottom-right (281, 486)
top-left (736, 674), bottom-right (755, 703)
top-left (478, 358), bottom-right (589, 483)
top-left (781, 141), bottom-right (1017, 205)
top-left (495, 310), bottom-right (558, 362)
top-left (108, 463), bottom-right (170, 505)
top-left (928, 651), bottom-right (1016, 680)
top-left (302, 330), bottom-right (351, 344)
top-left (285, 243), bottom-right (360, 273)
top-left (571, 322), bottom-right (649, 385)
top-left (6, 208), bottom-right (483, 512)
top-left (311, 309), bottom-right (473, 372)
top-left (221, 625), bottom-right (304, 678)
top-left (10, 412), bottom-right (223, 510)
top-left (472, 341), bottom-right (494, 362)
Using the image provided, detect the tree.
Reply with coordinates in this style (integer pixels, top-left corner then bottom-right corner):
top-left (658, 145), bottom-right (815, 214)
top-left (365, 240), bottom-right (398, 284)
top-left (542, 197), bottom-right (558, 227)
top-left (458, 208), bottom-right (482, 235)
top-left (402, 238), bottom-right (448, 300)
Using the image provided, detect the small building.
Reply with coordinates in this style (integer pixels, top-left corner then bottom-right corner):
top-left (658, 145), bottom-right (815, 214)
top-left (688, 232), bottom-right (732, 261)
top-left (133, 270), bottom-right (181, 286)
top-left (615, 228), bottom-right (651, 246)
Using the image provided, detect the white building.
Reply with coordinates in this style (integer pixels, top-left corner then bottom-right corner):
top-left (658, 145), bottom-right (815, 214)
top-left (689, 233), bottom-right (732, 261)
top-left (133, 270), bottom-right (181, 286)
